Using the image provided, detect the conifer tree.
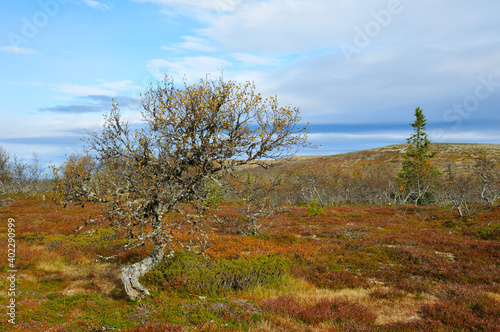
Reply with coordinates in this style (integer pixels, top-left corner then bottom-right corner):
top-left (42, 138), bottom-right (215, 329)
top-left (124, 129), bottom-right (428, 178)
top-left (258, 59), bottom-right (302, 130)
top-left (398, 107), bottom-right (440, 205)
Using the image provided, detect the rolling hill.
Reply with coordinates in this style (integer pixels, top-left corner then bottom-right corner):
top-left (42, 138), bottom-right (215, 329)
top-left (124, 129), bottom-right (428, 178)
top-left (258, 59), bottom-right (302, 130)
top-left (279, 143), bottom-right (500, 172)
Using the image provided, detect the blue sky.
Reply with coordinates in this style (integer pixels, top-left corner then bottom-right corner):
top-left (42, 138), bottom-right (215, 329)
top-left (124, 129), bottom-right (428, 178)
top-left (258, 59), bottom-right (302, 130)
top-left (1, 0), bottom-right (499, 165)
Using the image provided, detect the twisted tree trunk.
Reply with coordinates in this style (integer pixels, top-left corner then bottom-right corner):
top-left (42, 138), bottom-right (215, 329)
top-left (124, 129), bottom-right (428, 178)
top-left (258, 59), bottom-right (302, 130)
top-left (120, 242), bottom-right (167, 300)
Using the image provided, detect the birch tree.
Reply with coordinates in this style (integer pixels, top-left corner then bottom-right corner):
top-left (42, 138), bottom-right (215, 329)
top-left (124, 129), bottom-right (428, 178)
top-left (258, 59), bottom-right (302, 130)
top-left (53, 75), bottom-right (309, 300)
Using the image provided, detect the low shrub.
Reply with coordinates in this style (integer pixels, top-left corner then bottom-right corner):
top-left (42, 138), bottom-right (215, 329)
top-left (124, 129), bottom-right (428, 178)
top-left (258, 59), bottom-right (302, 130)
top-left (386, 246), bottom-right (443, 266)
top-left (130, 323), bottom-right (186, 332)
top-left (307, 198), bottom-right (325, 217)
top-left (420, 301), bottom-right (495, 330)
top-left (467, 222), bottom-right (500, 241)
top-left (385, 245), bottom-right (500, 285)
top-left (420, 286), bottom-right (500, 330)
top-left (439, 286), bottom-right (500, 320)
top-left (261, 295), bottom-right (377, 327)
top-left (143, 252), bottom-right (290, 295)
top-left (14, 241), bottom-right (43, 269)
top-left (203, 179), bottom-right (223, 208)
top-left (295, 265), bottom-right (370, 290)
top-left (393, 279), bottom-right (429, 295)
top-left (442, 219), bottom-right (461, 228)
top-left (368, 287), bottom-right (406, 300)
top-left (381, 319), bottom-right (445, 331)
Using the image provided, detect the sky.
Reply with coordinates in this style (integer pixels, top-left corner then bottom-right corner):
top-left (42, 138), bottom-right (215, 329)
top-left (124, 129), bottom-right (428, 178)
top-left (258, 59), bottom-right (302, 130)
top-left (1, 0), bottom-right (499, 166)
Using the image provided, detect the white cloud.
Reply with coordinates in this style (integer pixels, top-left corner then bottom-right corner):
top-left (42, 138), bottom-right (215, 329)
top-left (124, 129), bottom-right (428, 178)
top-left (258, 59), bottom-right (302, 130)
top-left (200, 0), bottom-right (361, 54)
top-left (0, 113), bottom-right (102, 139)
top-left (133, 0), bottom-right (240, 12)
top-left (230, 53), bottom-right (278, 67)
top-left (54, 80), bottom-right (142, 96)
top-left (100, 80), bottom-right (143, 92)
top-left (162, 36), bottom-right (215, 52)
top-left (137, 0), bottom-right (500, 132)
top-left (147, 56), bottom-right (231, 81)
top-left (10, 82), bottom-right (46, 87)
top-left (81, 0), bottom-right (112, 11)
top-left (55, 84), bottom-right (115, 96)
top-left (0, 46), bottom-right (39, 55)
top-left (198, 0), bottom-right (500, 57)
top-left (432, 131), bottom-right (500, 143)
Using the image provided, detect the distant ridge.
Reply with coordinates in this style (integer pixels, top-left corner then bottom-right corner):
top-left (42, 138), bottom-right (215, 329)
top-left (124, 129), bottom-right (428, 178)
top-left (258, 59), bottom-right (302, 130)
top-left (236, 143), bottom-right (500, 173)
top-left (280, 143), bottom-right (500, 171)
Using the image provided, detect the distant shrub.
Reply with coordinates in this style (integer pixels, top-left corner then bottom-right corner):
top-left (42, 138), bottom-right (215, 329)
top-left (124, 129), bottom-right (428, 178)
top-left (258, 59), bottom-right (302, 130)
top-left (143, 252), bottom-right (290, 295)
top-left (417, 192), bottom-right (436, 206)
top-left (307, 198), bottom-right (325, 217)
top-left (203, 179), bottom-right (223, 207)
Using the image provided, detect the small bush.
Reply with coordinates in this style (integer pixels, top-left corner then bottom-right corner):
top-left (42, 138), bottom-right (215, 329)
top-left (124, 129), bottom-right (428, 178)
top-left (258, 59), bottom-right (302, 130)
top-left (307, 198), bottom-right (325, 217)
top-left (143, 252), bottom-right (290, 295)
top-left (203, 179), bottom-right (223, 207)
top-left (417, 192), bottom-right (436, 206)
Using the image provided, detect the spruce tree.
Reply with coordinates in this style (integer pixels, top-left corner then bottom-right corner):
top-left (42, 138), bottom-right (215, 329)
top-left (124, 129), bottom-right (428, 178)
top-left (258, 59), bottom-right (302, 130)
top-left (398, 107), bottom-right (440, 205)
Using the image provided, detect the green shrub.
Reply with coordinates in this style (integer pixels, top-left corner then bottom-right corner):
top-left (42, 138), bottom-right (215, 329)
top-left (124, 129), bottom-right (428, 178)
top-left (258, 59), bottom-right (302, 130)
top-left (473, 222), bottom-right (500, 241)
top-left (143, 252), bottom-right (290, 295)
top-left (203, 179), bottom-right (223, 207)
top-left (442, 219), bottom-right (461, 228)
top-left (307, 198), bottom-right (324, 217)
top-left (417, 192), bottom-right (436, 206)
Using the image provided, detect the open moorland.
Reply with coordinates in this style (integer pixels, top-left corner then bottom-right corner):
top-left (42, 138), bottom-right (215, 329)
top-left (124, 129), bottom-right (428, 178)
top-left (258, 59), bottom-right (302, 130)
top-left (1, 143), bottom-right (499, 331)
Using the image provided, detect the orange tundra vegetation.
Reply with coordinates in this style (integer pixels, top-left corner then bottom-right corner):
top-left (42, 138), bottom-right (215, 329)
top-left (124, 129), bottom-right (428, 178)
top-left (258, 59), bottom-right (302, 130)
top-left (1, 193), bottom-right (499, 331)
